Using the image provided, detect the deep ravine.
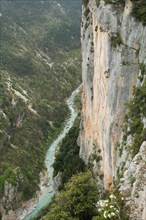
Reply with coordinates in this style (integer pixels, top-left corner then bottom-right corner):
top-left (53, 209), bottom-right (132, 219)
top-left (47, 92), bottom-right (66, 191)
top-left (23, 85), bottom-right (81, 220)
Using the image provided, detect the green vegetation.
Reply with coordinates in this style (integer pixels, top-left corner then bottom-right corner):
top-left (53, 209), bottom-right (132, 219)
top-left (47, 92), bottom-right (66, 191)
top-left (138, 62), bottom-right (146, 82)
top-left (0, 0), bottom-right (81, 209)
top-left (103, 0), bottom-right (146, 25)
top-left (131, 0), bottom-right (146, 25)
top-left (53, 115), bottom-right (85, 190)
top-left (104, 0), bottom-right (125, 5)
top-left (100, 0), bottom-right (122, 7)
top-left (120, 76), bottom-right (146, 158)
top-left (96, 0), bottom-right (100, 7)
top-left (92, 193), bottom-right (128, 220)
top-left (0, 1), bottom-right (81, 60)
top-left (111, 33), bottom-right (123, 48)
top-left (104, 0), bottom-right (114, 4)
top-left (74, 91), bottom-right (82, 112)
top-left (42, 118), bottom-right (128, 220)
top-left (0, 165), bottom-right (17, 188)
top-left (84, 8), bottom-right (90, 17)
top-left (44, 171), bottom-right (99, 220)
top-left (82, 0), bottom-right (89, 7)
top-left (94, 0), bottom-right (146, 25)
top-left (43, 171), bottom-right (128, 220)
top-left (31, 200), bottom-right (54, 220)
top-left (0, 48), bottom-right (81, 203)
top-left (34, 113), bottom-right (128, 220)
top-left (130, 176), bottom-right (136, 186)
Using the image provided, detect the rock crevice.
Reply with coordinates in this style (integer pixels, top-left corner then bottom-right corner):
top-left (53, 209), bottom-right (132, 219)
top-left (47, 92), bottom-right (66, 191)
top-left (79, 0), bottom-right (146, 189)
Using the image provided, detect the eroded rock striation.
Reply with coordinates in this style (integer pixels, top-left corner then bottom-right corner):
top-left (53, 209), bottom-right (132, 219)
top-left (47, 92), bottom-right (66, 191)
top-left (79, 0), bottom-right (145, 186)
top-left (79, 0), bottom-right (146, 218)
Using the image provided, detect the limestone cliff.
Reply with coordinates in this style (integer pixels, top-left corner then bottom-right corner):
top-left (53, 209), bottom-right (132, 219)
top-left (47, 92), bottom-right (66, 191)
top-left (79, 0), bottom-right (146, 218)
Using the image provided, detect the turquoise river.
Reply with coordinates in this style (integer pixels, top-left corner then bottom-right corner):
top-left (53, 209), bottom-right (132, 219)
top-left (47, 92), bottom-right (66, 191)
top-left (23, 85), bottom-right (81, 220)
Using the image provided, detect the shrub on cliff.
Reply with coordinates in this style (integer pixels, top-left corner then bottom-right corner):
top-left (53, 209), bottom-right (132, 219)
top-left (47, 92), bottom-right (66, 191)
top-left (120, 76), bottom-right (146, 158)
top-left (131, 0), bottom-right (146, 25)
top-left (43, 172), bottom-right (129, 220)
top-left (44, 171), bottom-right (99, 220)
top-left (82, 0), bottom-right (89, 7)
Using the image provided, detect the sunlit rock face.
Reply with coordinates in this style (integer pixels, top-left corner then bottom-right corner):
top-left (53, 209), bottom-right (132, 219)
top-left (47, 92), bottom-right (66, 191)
top-left (79, 0), bottom-right (146, 189)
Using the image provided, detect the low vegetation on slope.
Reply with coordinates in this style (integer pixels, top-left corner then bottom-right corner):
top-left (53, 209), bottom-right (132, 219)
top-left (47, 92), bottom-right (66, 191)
top-left (125, 79), bottom-right (146, 157)
top-left (119, 75), bottom-right (146, 159)
top-left (82, 0), bottom-right (146, 25)
top-left (131, 0), bottom-right (146, 25)
top-left (53, 115), bottom-right (85, 190)
top-left (0, 0), bottom-right (81, 210)
top-left (43, 171), bottom-right (128, 220)
top-left (41, 116), bottom-right (128, 220)
top-left (44, 171), bottom-right (99, 220)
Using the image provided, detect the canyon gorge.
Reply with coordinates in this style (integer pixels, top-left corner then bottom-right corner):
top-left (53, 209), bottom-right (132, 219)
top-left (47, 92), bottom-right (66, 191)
top-left (0, 0), bottom-right (146, 220)
top-left (79, 0), bottom-right (146, 219)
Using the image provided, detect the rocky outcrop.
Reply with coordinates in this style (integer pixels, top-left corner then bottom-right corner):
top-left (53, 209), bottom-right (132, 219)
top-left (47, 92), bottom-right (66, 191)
top-left (79, 0), bottom-right (146, 190)
top-left (119, 141), bottom-right (146, 220)
top-left (53, 172), bottom-right (61, 193)
top-left (1, 171), bottom-right (48, 220)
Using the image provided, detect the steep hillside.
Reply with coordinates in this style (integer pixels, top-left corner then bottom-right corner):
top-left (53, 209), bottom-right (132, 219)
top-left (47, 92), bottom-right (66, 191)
top-left (0, 0), bottom-right (81, 218)
top-left (79, 0), bottom-right (146, 219)
top-left (35, 1), bottom-right (146, 220)
top-left (1, 0), bottom-right (146, 220)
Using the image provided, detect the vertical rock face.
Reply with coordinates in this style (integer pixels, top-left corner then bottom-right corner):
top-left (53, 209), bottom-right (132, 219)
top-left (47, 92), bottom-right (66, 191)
top-left (79, 0), bottom-right (146, 189)
top-left (119, 141), bottom-right (146, 220)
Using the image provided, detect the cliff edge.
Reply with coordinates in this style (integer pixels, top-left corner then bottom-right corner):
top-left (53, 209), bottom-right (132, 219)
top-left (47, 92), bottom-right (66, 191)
top-left (79, 0), bottom-right (146, 218)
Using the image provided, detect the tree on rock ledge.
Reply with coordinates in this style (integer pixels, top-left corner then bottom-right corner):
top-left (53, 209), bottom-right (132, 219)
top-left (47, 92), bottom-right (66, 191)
top-left (44, 171), bottom-right (99, 220)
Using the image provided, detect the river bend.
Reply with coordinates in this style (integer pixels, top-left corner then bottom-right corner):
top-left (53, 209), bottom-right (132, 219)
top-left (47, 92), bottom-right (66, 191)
top-left (23, 85), bottom-right (81, 220)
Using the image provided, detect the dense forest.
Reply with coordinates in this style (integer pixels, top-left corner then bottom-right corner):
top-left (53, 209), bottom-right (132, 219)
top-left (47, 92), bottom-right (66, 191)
top-left (0, 0), bottom-right (81, 211)
top-left (0, 0), bottom-right (146, 219)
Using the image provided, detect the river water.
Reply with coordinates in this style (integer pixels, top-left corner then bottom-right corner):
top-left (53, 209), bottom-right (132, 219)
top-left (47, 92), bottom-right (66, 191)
top-left (23, 85), bottom-right (81, 220)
